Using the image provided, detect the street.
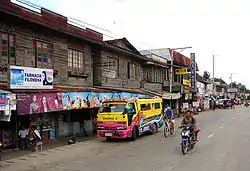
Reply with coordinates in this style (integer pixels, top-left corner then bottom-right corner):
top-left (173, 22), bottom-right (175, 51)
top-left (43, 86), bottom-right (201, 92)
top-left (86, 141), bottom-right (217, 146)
top-left (1, 106), bottom-right (250, 171)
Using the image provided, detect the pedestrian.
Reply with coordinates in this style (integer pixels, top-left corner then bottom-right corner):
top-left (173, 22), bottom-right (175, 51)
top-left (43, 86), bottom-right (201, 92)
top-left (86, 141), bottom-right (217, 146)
top-left (28, 125), bottom-right (41, 152)
top-left (18, 126), bottom-right (28, 149)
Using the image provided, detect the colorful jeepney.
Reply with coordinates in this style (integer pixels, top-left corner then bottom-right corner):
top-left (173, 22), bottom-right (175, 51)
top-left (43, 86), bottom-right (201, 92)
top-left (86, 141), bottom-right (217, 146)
top-left (96, 97), bottom-right (164, 140)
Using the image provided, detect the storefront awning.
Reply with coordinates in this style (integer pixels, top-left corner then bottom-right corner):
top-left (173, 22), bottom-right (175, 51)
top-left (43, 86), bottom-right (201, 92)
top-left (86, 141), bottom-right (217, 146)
top-left (162, 92), bottom-right (181, 99)
top-left (140, 88), bottom-right (163, 97)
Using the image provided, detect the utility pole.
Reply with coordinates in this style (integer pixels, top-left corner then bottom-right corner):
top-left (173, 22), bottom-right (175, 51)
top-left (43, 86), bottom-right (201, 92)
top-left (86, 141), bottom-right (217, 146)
top-left (169, 47), bottom-right (192, 108)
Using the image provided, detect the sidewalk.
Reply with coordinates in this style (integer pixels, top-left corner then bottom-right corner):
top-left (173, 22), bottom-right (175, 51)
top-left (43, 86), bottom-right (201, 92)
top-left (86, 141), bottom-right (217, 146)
top-left (0, 138), bottom-right (100, 171)
top-left (0, 136), bottom-right (96, 161)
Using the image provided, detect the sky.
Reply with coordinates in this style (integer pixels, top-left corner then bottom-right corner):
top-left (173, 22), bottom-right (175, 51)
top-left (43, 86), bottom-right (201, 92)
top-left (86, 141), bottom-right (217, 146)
top-left (14, 0), bottom-right (250, 87)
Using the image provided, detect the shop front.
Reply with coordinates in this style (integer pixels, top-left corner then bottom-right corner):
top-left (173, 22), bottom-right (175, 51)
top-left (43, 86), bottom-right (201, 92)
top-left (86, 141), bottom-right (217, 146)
top-left (16, 91), bottom-right (148, 142)
top-left (162, 92), bottom-right (181, 116)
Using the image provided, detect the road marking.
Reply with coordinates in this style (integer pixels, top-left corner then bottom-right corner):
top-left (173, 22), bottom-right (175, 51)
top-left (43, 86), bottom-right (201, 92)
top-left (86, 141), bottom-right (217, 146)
top-left (208, 134), bottom-right (213, 138)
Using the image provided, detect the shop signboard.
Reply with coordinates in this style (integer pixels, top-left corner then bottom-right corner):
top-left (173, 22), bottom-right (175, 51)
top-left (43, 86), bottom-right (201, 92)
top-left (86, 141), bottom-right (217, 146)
top-left (17, 92), bottom-right (147, 115)
top-left (162, 92), bottom-right (181, 100)
top-left (176, 68), bottom-right (187, 75)
top-left (10, 65), bottom-right (53, 89)
top-left (189, 53), bottom-right (197, 90)
top-left (17, 93), bottom-right (63, 115)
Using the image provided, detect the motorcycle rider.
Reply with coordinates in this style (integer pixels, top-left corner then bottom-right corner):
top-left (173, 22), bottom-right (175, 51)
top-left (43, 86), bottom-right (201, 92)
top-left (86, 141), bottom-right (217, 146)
top-left (164, 106), bottom-right (175, 130)
top-left (181, 110), bottom-right (199, 142)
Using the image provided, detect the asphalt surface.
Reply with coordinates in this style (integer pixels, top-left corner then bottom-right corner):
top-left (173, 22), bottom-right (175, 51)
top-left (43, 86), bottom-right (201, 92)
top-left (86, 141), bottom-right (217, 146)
top-left (1, 106), bottom-right (250, 171)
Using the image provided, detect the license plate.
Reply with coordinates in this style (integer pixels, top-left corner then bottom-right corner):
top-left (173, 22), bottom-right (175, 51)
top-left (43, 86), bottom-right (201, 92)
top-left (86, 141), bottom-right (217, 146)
top-left (105, 132), bottom-right (112, 136)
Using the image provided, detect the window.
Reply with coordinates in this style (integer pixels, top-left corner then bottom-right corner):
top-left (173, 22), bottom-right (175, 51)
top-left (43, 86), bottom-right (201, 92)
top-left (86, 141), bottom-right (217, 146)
top-left (0, 33), bottom-right (15, 65)
top-left (128, 62), bottom-right (139, 80)
top-left (154, 103), bottom-right (161, 109)
top-left (140, 103), bottom-right (151, 111)
top-left (105, 57), bottom-right (119, 77)
top-left (33, 41), bottom-right (52, 68)
top-left (68, 49), bottom-right (84, 70)
top-left (164, 69), bottom-right (169, 81)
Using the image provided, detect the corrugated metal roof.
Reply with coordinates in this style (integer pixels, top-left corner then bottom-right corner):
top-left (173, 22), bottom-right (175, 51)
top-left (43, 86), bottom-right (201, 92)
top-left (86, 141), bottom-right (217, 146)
top-left (140, 48), bottom-right (171, 61)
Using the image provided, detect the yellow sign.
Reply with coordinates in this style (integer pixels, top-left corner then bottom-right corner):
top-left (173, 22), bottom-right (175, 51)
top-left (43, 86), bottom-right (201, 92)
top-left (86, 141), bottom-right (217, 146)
top-left (176, 68), bottom-right (187, 75)
top-left (183, 79), bottom-right (190, 86)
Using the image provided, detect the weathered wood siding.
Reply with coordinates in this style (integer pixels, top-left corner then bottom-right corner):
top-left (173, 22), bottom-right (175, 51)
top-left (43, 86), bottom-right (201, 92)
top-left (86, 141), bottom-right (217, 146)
top-left (0, 13), bottom-right (93, 88)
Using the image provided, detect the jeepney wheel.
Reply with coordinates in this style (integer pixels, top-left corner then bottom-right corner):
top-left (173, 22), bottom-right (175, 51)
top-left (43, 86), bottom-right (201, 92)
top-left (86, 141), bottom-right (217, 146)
top-left (130, 127), bottom-right (137, 141)
top-left (150, 123), bottom-right (158, 134)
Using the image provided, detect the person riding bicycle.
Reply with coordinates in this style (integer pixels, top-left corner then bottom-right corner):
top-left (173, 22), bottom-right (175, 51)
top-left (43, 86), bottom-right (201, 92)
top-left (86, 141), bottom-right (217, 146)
top-left (181, 110), bottom-right (199, 142)
top-left (164, 106), bottom-right (175, 130)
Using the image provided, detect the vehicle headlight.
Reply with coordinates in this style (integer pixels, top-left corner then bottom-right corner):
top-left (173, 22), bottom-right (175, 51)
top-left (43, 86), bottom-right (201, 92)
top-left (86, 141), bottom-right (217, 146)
top-left (182, 131), bottom-right (189, 136)
top-left (116, 126), bottom-right (126, 130)
top-left (97, 126), bottom-right (104, 130)
top-left (172, 120), bottom-right (175, 123)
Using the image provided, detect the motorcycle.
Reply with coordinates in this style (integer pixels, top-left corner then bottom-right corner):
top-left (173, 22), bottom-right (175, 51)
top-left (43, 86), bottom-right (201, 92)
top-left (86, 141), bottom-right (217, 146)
top-left (245, 103), bottom-right (249, 107)
top-left (180, 125), bottom-right (196, 155)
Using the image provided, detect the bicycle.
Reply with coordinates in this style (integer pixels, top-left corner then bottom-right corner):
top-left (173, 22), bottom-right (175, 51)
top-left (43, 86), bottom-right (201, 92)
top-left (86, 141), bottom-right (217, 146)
top-left (163, 119), bottom-right (174, 137)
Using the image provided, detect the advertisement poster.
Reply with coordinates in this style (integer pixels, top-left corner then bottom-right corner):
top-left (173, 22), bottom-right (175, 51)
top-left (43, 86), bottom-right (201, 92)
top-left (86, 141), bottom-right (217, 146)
top-left (17, 93), bottom-right (63, 115)
top-left (61, 92), bottom-right (146, 110)
top-left (17, 92), bottom-right (146, 115)
top-left (0, 93), bottom-right (17, 122)
top-left (0, 93), bottom-right (6, 106)
top-left (10, 65), bottom-right (53, 89)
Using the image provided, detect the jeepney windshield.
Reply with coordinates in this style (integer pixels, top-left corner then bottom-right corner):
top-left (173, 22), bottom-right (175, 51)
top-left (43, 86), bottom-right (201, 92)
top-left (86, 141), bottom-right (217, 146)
top-left (99, 103), bottom-right (126, 113)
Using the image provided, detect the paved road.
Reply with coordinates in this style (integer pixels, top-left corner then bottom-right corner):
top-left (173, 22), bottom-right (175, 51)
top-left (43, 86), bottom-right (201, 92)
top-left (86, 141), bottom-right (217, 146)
top-left (1, 106), bottom-right (250, 171)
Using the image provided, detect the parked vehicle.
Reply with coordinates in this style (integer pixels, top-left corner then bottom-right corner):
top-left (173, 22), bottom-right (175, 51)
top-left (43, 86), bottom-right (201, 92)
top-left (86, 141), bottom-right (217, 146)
top-left (217, 99), bottom-right (232, 109)
top-left (217, 99), bottom-right (225, 109)
top-left (180, 125), bottom-right (196, 155)
top-left (96, 97), bottom-right (164, 141)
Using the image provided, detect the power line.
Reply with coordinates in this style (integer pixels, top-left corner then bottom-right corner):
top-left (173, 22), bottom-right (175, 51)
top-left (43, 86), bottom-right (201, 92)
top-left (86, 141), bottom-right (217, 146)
top-left (13, 0), bottom-right (192, 66)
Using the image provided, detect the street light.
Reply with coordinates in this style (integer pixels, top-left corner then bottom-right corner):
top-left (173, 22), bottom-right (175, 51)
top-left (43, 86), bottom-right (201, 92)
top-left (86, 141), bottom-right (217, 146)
top-left (169, 46), bottom-right (192, 93)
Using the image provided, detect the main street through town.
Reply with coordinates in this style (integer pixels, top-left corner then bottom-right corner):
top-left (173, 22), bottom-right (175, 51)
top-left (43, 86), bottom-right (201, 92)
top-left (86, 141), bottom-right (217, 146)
top-left (1, 106), bottom-right (250, 171)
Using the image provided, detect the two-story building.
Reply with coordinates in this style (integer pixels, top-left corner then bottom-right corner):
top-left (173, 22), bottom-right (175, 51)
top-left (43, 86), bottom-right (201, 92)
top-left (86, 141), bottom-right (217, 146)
top-left (0, 0), bottom-right (153, 148)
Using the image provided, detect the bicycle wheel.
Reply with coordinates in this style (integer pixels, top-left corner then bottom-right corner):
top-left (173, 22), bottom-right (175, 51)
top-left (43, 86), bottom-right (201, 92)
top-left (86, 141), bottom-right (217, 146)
top-left (164, 125), bottom-right (169, 138)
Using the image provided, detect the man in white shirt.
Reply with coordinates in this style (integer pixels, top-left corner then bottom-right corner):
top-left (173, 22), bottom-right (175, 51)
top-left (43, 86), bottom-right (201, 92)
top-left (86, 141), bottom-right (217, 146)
top-left (19, 127), bottom-right (28, 139)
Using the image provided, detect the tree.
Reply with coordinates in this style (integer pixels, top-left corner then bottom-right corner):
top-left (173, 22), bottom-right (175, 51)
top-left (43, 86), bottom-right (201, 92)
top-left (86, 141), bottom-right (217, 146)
top-left (203, 71), bottom-right (210, 80)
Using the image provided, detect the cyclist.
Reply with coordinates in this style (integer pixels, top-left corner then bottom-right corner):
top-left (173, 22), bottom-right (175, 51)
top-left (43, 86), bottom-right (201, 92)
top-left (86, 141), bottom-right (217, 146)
top-left (181, 110), bottom-right (199, 142)
top-left (164, 106), bottom-right (175, 130)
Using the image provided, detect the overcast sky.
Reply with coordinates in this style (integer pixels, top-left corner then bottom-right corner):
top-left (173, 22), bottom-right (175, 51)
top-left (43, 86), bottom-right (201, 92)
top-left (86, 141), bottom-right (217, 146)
top-left (17, 0), bottom-right (250, 87)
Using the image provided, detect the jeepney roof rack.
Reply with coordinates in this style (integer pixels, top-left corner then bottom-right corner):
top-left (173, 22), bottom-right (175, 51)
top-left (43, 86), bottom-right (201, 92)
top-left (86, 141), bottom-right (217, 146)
top-left (135, 96), bottom-right (161, 100)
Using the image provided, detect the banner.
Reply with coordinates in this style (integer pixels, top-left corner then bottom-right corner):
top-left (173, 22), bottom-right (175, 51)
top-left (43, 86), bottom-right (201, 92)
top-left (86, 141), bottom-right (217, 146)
top-left (190, 53), bottom-right (197, 90)
top-left (10, 65), bottom-right (53, 89)
top-left (17, 92), bottom-right (147, 115)
top-left (61, 92), bottom-right (146, 110)
top-left (17, 93), bottom-right (63, 115)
